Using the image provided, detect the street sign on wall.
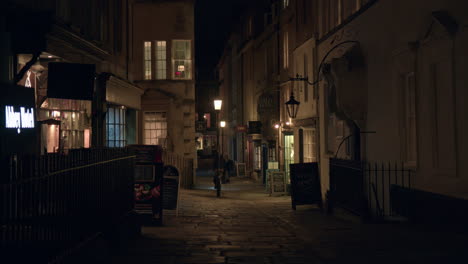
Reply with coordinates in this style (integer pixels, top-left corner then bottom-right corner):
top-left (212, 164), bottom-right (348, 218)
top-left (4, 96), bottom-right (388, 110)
top-left (236, 125), bottom-right (247, 133)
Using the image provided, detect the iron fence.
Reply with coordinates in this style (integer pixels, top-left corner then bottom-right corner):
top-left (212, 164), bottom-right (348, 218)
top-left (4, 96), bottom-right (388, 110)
top-left (330, 159), bottom-right (413, 220)
top-left (364, 162), bottom-right (413, 219)
top-left (0, 148), bottom-right (135, 263)
top-left (329, 158), bottom-right (365, 216)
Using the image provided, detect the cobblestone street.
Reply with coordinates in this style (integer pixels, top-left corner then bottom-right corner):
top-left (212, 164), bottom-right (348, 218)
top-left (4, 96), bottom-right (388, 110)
top-left (108, 176), bottom-right (468, 264)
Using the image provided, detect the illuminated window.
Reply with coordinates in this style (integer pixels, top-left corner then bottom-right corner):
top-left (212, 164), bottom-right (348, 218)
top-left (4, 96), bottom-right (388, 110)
top-left (156, 41), bottom-right (167, 79)
top-left (283, 31), bottom-right (289, 69)
top-left (144, 112), bottom-right (167, 148)
top-left (144, 41), bottom-right (152, 80)
top-left (172, 40), bottom-right (191, 80)
top-left (106, 106), bottom-right (126, 147)
top-left (282, 0), bottom-right (289, 9)
top-left (303, 129), bottom-right (317, 162)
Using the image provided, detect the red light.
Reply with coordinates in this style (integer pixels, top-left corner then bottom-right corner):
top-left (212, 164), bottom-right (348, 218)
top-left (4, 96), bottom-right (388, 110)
top-left (175, 71), bottom-right (181, 76)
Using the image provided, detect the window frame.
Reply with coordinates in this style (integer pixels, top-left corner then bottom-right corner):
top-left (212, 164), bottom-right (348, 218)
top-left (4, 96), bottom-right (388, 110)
top-left (143, 41), bottom-right (152, 80)
top-left (171, 40), bottom-right (192, 80)
top-left (106, 106), bottom-right (127, 148)
top-left (155, 40), bottom-right (167, 80)
top-left (143, 111), bottom-right (168, 149)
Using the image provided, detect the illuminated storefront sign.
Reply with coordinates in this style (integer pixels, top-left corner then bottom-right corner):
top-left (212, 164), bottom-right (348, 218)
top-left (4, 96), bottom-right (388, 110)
top-left (4, 105), bottom-right (35, 134)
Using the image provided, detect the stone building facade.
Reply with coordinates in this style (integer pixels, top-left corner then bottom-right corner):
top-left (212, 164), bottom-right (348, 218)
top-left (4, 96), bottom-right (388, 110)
top-left (219, 0), bottom-right (468, 202)
top-left (131, 0), bottom-right (197, 176)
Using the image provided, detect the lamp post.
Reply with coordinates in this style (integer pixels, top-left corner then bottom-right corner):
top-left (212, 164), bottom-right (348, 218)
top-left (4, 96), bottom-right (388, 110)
top-left (220, 120), bottom-right (226, 159)
top-left (274, 123), bottom-right (280, 166)
top-left (213, 99), bottom-right (222, 169)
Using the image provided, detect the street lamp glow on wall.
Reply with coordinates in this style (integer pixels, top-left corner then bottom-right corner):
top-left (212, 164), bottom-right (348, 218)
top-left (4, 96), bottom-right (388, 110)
top-left (214, 99), bottom-right (222, 111)
top-left (220, 120), bottom-right (226, 128)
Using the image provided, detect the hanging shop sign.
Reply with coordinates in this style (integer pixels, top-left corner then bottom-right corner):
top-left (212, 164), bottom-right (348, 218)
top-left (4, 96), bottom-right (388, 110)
top-left (4, 106), bottom-right (35, 134)
top-left (0, 84), bottom-right (37, 155)
top-left (236, 125), bottom-right (247, 133)
top-left (47, 62), bottom-right (96, 101)
top-left (248, 121), bottom-right (262, 134)
top-left (257, 92), bottom-right (277, 115)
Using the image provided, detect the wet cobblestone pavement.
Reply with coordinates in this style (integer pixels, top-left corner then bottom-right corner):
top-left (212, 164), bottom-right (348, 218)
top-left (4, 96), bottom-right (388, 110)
top-left (111, 178), bottom-right (322, 264)
top-left (108, 176), bottom-right (468, 264)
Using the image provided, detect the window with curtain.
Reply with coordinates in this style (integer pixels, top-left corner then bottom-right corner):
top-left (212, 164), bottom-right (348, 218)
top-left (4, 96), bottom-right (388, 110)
top-left (144, 41), bottom-right (152, 80)
top-left (144, 112), bottom-right (167, 148)
top-left (106, 106), bottom-right (126, 147)
top-left (172, 40), bottom-right (192, 79)
top-left (303, 129), bottom-right (317, 162)
top-left (156, 41), bottom-right (167, 79)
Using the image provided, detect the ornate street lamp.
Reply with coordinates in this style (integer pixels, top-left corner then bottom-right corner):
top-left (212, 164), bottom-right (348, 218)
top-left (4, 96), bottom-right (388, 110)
top-left (285, 92), bottom-right (300, 119)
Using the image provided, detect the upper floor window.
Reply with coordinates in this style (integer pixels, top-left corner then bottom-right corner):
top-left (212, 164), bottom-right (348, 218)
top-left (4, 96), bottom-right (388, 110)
top-left (283, 31), bottom-right (289, 69)
top-left (172, 40), bottom-right (192, 80)
top-left (402, 72), bottom-right (417, 166)
top-left (282, 0), bottom-right (289, 9)
top-left (144, 41), bottom-right (152, 80)
top-left (156, 41), bottom-right (167, 80)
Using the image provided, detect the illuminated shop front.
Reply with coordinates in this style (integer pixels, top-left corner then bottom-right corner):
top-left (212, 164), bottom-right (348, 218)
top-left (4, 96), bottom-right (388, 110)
top-left (17, 53), bottom-right (93, 153)
top-left (39, 98), bottom-right (91, 152)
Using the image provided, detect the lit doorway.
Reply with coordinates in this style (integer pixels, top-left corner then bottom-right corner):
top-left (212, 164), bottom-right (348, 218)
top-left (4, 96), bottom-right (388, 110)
top-left (284, 134), bottom-right (294, 183)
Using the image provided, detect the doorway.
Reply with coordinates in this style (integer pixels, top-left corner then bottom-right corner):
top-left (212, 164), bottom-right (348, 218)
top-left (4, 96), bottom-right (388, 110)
top-left (284, 134), bottom-right (294, 183)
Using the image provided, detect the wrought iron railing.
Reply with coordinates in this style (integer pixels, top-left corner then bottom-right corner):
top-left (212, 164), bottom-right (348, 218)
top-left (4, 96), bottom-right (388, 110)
top-left (364, 162), bottom-right (413, 219)
top-left (330, 159), bottom-right (414, 220)
top-left (0, 148), bottom-right (135, 263)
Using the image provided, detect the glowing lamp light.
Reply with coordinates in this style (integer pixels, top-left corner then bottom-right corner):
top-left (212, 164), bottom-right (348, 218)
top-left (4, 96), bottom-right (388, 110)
top-left (285, 92), bottom-right (300, 119)
top-left (177, 65), bottom-right (185, 72)
top-left (213, 99), bottom-right (222, 111)
top-left (274, 124), bottom-right (280, 129)
top-left (220, 121), bottom-right (226, 128)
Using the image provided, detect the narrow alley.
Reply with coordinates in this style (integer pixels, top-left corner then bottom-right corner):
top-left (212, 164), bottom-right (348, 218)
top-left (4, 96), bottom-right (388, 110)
top-left (102, 174), bottom-right (467, 264)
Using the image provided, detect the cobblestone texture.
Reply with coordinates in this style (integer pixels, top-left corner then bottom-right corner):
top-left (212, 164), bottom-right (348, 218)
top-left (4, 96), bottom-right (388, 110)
top-left (109, 176), bottom-right (468, 264)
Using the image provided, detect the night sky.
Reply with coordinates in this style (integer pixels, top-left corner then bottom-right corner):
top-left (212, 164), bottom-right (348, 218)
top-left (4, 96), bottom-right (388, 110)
top-left (195, 0), bottom-right (248, 80)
